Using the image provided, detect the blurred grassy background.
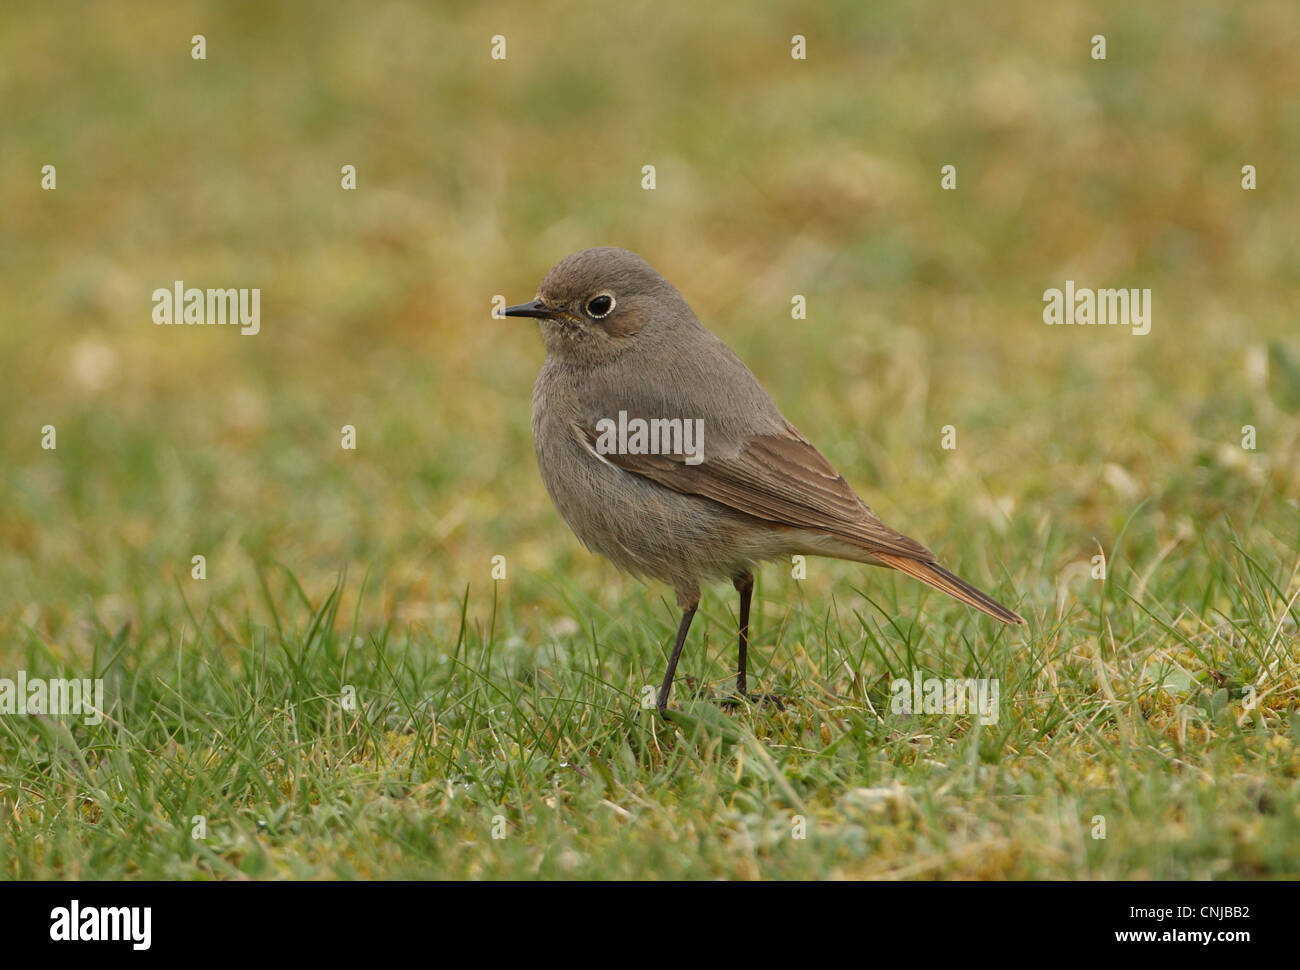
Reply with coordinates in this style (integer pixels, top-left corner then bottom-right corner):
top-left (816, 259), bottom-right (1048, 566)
top-left (1, 0), bottom-right (1299, 878)
top-left (2, 0), bottom-right (1297, 644)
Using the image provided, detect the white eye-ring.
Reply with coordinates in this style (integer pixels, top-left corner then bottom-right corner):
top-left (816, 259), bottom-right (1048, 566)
top-left (585, 293), bottom-right (615, 319)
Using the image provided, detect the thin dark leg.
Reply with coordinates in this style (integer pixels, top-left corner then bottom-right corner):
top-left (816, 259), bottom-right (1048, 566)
top-left (656, 602), bottom-right (698, 718)
top-left (734, 571), bottom-right (754, 696)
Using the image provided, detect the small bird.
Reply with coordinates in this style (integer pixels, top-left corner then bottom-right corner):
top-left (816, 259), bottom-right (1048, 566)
top-left (506, 247), bottom-right (1023, 718)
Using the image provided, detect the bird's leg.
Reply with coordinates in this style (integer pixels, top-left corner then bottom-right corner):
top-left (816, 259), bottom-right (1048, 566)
top-left (656, 589), bottom-right (700, 719)
top-left (734, 571), bottom-right (754, 697)
top-left (723, 571), bottom-right (785, 710)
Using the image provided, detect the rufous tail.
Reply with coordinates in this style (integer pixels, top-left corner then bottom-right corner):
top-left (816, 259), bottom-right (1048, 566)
top-left (876, 553), bottom-right (1024, 625)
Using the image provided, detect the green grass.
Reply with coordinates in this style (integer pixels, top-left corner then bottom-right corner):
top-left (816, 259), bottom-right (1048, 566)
top-left (2, 0), bottom-right (1300, 878)
top-left (3, 528), bottom-right (1299, 879)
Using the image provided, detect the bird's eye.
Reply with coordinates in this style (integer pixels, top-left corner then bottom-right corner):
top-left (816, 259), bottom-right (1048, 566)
top-left (585, 294), bottom-right (615, 319)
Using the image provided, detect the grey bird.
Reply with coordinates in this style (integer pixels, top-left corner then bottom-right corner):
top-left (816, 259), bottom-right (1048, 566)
top-left (506, 247), bottom-right (1023, 718)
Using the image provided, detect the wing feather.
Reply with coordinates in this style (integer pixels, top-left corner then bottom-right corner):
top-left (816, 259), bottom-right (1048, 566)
top-left (579, 421), bottom-right (934, 561)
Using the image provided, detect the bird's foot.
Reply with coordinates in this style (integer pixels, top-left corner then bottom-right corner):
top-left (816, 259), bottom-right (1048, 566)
top-left (663, 678), bottom-right (786, 715)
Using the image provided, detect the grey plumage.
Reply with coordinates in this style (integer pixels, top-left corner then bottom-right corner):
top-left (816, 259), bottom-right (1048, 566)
top-left (508, 247), bottom-right (1023, 716)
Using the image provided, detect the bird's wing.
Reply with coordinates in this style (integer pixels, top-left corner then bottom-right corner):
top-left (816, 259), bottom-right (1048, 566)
top-left (575, 419), bottom-right (934, 561)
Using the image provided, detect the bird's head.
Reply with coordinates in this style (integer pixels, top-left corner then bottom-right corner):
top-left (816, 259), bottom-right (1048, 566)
top-left (505, 247), bottom-right (693, 364)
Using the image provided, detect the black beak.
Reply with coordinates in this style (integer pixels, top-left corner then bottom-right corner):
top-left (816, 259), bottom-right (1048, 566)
top-left (503, 298), bottom-right (553, 319)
